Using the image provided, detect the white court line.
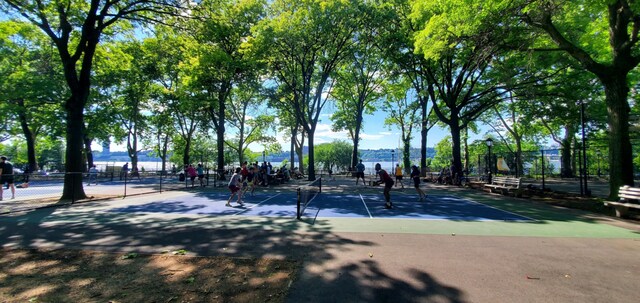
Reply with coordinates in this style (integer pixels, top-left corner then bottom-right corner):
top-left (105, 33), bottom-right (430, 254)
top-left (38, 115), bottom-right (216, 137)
top-left (359, 194), bottom-right (373, 218)
top-left (232, 193), bottom-right (283, 216)
top-left (441, 195), bottom-right (538, 222)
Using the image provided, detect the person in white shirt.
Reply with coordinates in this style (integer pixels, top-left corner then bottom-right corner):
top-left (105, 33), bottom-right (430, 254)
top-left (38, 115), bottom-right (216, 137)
top-left (226, 167), bottom-right (244, 207)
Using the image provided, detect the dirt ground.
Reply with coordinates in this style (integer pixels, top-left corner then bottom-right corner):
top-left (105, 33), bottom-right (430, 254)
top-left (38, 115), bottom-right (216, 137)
top-left (0, 248), bottom-right (299, 303)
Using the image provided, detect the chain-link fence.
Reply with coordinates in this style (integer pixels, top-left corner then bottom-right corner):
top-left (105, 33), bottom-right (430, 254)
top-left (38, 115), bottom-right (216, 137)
top-left (476, 144), bottom-right (640, 198)
top-left (0, 170), bottom-right (222, 213)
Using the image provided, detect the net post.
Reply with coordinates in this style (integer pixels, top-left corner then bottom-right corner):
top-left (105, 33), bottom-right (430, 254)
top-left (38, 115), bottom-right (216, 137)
top-left (296, 187), bottom-right (301, 220)
top-left (319, 177), bottom-right (322, 193)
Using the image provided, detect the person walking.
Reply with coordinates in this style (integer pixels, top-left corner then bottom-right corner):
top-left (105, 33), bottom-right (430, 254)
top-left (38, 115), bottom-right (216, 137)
top-left (394, 164), bottom-right (405, 188)
top-left (411, 165), bottom-right (426, 201)
top-left (120, 162), bottom-right (129, 180)
top-left (87, 165), bottom-right (98, 186)
top-left (355, 159), bottom-right (366, 186)
top-left (0, 156), bottom-right (16, 200)
top-left (226, 167), bottom-right (244, 207)
top-left (373, 163), bottom-right (394, 209)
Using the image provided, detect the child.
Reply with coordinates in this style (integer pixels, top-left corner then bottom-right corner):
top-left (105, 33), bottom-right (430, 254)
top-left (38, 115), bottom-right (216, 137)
top-left (411, 165), bottom-right (426, 201)
top-left (226, 167), bottom-right (244, 207)
top-left (373, 163), bottom-right (394, 209)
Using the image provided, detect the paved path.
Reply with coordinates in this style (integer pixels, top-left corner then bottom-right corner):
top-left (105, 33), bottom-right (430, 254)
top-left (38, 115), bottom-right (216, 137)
top-left (0, 179), bottom-right (638, 302)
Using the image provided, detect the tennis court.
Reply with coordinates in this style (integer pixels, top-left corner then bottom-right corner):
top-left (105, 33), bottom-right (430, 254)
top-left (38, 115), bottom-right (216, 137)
top-left (109, 179), bottom-right (533, 223)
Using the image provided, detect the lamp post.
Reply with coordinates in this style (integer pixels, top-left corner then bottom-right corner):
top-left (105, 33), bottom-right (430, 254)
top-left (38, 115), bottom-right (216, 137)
top-left (485, 138), bottom-right (493, 184)
top-left (262, 150), bottom-right (266, 163)
top-left (596, 150), bottom-right (602, 178)
top-left (391, 149), bottom-right (395, 171)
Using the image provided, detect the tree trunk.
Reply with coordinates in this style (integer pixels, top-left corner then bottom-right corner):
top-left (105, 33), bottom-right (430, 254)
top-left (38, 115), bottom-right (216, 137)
top-left (463, 127), bottom-right (469, 173)
top-left (17, 99), bottom-right (39, 171)
top-left (420, 99), bottom-right (428, 176)
top-left (351, 117), bottom-right (362, 170)
top-left (61, 95), bottom-right (87, 201)
top-left (450, 119), bottom-right (463, 179)
top-left (560, 125), bottom-right (574, 178)
top-left (307, 129), bottom-right (316, 181)
top-left (290, 128), bottom-right (296, 168)
top-left (601, 74), bottom-right (634, 198)
top-left (183, 139), bottom-right (191, 166)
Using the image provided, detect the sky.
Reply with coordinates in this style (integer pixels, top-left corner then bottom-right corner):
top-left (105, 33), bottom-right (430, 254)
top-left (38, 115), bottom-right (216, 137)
top-left (102, 108), bottom-right (487, 153)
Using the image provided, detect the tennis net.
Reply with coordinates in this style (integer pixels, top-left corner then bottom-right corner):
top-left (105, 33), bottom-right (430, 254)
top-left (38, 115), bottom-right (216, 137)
top-left (296, 178), bottom-right (322, 220)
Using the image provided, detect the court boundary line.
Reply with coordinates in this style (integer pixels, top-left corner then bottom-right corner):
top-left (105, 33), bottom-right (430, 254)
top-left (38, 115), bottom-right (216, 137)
top-left (451, 195), bottom-right (539, 222)
top-left (359, 193), bottom-right (536, 222)
top-left (359, 194), bottom-right (373, 218)
top-left (232, 193), bottom-right (284, 216)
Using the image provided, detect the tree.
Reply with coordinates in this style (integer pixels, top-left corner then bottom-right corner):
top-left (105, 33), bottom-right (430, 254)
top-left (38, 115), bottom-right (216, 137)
top-left (0, 0), bottom-right (186, 200)
top-left (330, 0), bottom-right (386, 169)
top-left (254, 0), bottom-right (360, 180)
top-left (411, 0), bottom-right (539, 181)
top-left (225, 82), bottom-right (276, 164)
top-left (189, 0), bottom-right (266, 180)
top-left (0, 20), bottom-right (66, 172)
top-left (382, 78), bottom-right (420, 173)
top-left (417, 0), bottom-right (638, 198)
top-left (314, 141), bottom-right (353, 172)
top-left (379, 0), bottom-right (438, 176)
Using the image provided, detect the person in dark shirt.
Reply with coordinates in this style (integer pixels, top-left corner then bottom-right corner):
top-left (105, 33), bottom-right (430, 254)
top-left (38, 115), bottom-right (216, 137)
top-left (0, 156), bottom-right (16, 200)
top-left (411, 165), bottom-right (426, 201)
top-left (373, 163), bottom-right (394, 209)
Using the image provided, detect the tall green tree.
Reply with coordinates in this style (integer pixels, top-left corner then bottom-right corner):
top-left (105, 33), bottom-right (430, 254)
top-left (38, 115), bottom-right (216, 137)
top-left (0, 0), bottom-right (185, 200)
top-left (383, 78), bottom-right (420, 173)
top-left (189, 0), bottom-right (265, 179)
top-left (330, 0), bottom-right (386, 169)
top-left (0, 20), bottom-right (65, 172)
top-left (417, 0), bottom-right (639, 197)
top-left (225, 82), bottom-right (276, 164)
top-left (254, 0), bottom-right (360, 180)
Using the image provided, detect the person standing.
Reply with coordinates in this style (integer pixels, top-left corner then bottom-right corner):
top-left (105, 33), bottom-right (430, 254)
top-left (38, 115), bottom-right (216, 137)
top-left (197, 163), bottom-right (205, 187)
top-left (374, 163), bottom-right (394, 209)
top-left (355, 159), bottom-right (366, 186)
top-left (226, 167), bottom-right (244, 207)
top-left (394, 164), bottom-right (405, 188)
top-left (87, 165), bottom-right (98, 186)
top-left (120, 162), bottom-right (129, 180)
top-left (0, 156), bottom-right (16, 200)
top-left (186, 164), bottom-right (198, 187)
top-left (411, 165), bottom-right (426, 201)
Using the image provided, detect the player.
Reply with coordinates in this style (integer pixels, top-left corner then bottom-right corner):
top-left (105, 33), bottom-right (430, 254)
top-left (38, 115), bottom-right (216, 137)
top-left (410, 165), bottom-right (426, 201)
top-left (394, 164), bottom-right (405, 188)
top-left (373, 163), bottom-right (394, 209)
top-left (355, 159), bottom-right (366, 186)
top-left (226, 167), bottom-right (244, 207)
top-left (242, 166), bottom-right (257, 196)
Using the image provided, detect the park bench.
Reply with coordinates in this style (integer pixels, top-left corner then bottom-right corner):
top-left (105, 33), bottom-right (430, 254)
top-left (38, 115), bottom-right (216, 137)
top-left (483, 176), bottom-right (523, 197)
top-left (605, 185), bottom-right (640, 218)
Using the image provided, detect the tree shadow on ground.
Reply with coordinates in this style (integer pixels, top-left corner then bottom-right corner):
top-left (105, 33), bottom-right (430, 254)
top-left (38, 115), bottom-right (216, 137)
top-left (0, 201), bottom-right (467, 302)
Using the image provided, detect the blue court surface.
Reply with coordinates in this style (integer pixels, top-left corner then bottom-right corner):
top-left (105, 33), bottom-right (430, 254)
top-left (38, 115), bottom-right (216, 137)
top-left (111, 191), bottom-right (533, 222)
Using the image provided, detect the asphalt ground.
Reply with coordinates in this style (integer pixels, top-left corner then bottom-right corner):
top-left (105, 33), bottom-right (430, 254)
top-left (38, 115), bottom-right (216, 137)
top-left (0, 177), bottom-right (639, 302)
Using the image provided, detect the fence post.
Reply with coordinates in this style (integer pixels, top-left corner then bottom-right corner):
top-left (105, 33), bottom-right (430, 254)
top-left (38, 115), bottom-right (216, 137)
top-left (541, 150), bottom-right (545, 191)
top-left (578, 145), bottom-right (584, 196)
top-left (124, 171), bottom-right (127, 198)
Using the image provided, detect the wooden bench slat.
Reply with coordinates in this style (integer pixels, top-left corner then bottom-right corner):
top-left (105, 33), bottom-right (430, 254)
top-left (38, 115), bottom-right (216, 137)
top-left (606, 186), bottom-right (640, 218)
